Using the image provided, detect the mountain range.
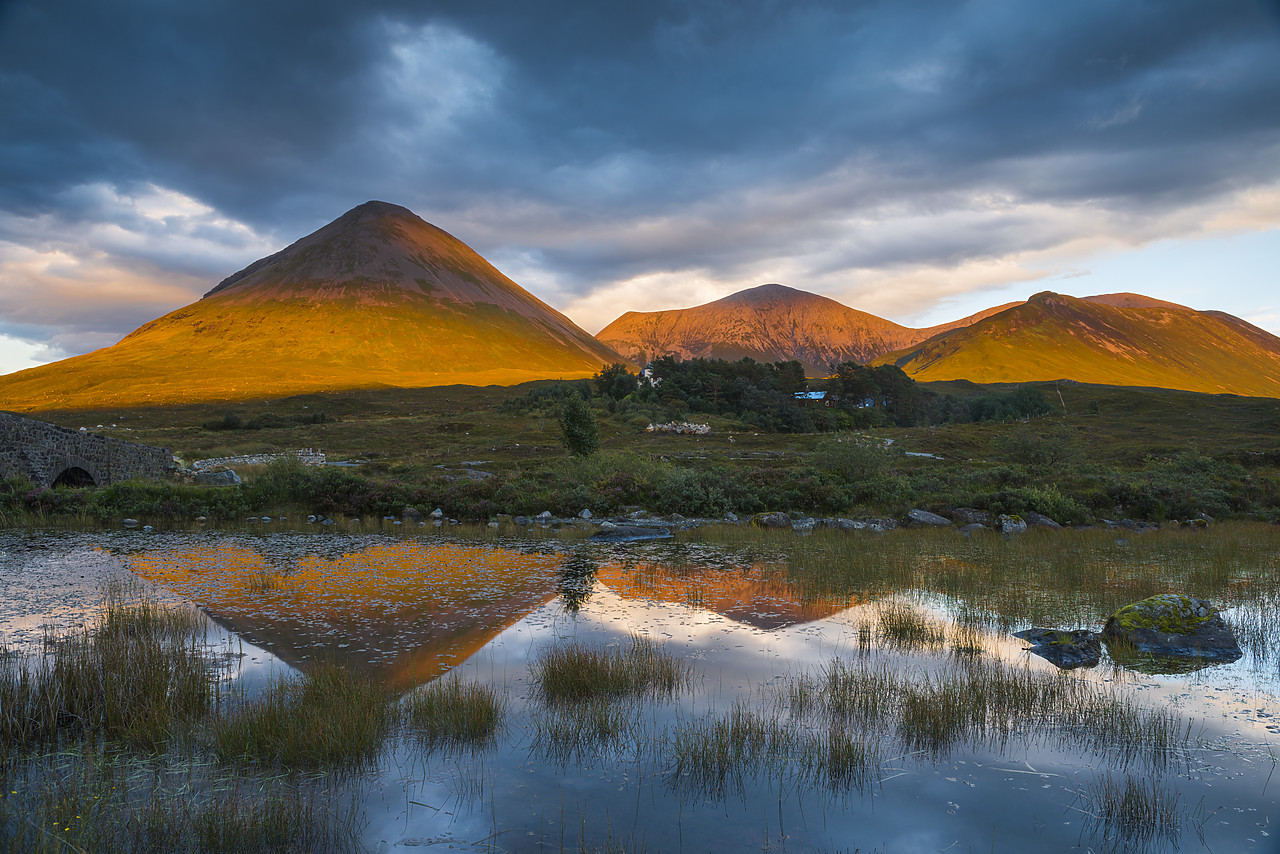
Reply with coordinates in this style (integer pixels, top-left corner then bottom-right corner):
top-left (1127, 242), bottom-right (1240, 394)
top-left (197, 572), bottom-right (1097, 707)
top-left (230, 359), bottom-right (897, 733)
top-left (0, 201), bottom-right (1277, 411)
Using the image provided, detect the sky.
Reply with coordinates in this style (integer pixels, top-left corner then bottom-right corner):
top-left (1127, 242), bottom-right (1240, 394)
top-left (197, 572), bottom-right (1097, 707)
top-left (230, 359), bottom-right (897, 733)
top-left (1, 0), bottom-right (1279, 375)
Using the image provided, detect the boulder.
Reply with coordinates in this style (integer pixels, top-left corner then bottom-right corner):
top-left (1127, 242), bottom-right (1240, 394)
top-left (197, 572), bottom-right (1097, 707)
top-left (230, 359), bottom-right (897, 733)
top-left (1023, 511), bottom-right (1061, 529)
top-left (823, 518), bottom-right (865, 531)
top-left (513, 516), bottom-right (531, 526)
top-left (998, 514), bottom-right (1027, 535)
top-left (1013, 628), bottom-right (1101, 669)
top-left (429, 508), bottom-right (444, 519)
top-left (402, 506), bottom-right (424, 523)
top-left (194, 468), bottom-right (241, 486)
top-left (750, 511), bottom-right (793, 530)
top-left (578, 508), bottom-right (593, 519)
top-left (958, 523), bottom-right (988, 537)
top-left (535, 510), bottom-right (553, 522)
top-left (793, 517), bottom-right (816, 533)
top-left (950, 507), bottom-right (990, 526)
top-left (907, 509), bottom-right (951, 527)
top-left (1101, 594), bottom-right (1242, 664)
top-left (864, 517), bottom-right (898, 532)
top-left (724, 512), bottom-right (739, 523)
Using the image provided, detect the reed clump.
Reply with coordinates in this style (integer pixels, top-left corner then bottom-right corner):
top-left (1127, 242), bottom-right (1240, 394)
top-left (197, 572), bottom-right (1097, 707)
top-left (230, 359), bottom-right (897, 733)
top-left (533, 636), bottom-right (689, 703)
top-left (404, 673), bottom-right (505, 749)
top-left (668, 702), bottom-right (878, 797)
top-left (1082, 773), bottom-right (1182, 847)
top-left (211, 665), bottom-right (394, 768)
top-left (534, 696), bottom-right (641, 764)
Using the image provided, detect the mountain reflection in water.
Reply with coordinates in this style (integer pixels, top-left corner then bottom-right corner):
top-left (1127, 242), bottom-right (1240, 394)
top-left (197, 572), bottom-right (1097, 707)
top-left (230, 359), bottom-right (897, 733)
top-left (126, 538), bottom-right (846, 686)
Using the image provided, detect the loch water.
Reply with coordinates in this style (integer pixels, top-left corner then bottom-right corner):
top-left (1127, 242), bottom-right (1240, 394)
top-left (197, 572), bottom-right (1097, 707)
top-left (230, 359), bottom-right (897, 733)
top-left (2, 527), bottom-right (1278, 853)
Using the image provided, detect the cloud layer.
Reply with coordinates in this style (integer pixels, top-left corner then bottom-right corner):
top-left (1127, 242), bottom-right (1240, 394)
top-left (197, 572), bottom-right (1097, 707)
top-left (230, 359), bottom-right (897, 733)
top-left (1, 0), bottom-right (1278, 366)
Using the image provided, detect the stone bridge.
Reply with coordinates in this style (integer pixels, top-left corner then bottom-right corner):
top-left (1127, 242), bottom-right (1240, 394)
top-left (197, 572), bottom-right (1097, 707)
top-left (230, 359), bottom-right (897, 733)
top-left (0, 412), bottom-right (172, 487)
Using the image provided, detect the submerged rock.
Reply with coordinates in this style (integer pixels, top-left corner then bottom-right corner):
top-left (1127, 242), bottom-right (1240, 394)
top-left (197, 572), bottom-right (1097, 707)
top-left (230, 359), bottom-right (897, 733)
top-left (1013, 628), bottom-right (1101, 669)
top-left (1101, 594), bottom-right (1242, 664)
top-left (588, 525), bottom-right (673, 543)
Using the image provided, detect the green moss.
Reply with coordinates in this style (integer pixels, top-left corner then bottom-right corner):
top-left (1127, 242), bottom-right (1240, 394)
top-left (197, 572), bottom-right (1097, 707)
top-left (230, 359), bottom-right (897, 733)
top-left (1108, 594), bottom-right (1214, 635)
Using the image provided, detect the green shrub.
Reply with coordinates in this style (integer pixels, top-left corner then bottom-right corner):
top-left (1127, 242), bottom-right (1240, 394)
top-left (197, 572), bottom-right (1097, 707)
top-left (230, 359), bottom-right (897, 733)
top-left (559, 393), bottom-right (600, 457)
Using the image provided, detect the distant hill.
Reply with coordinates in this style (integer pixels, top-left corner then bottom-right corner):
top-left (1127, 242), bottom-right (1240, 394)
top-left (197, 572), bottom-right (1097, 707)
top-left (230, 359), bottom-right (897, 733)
top-left (0, 201), bottom-right (623, 411)
top-left (595, 283), bottom-right (1009, 376)
top-left (876, 291), bottom-right (1280, 398)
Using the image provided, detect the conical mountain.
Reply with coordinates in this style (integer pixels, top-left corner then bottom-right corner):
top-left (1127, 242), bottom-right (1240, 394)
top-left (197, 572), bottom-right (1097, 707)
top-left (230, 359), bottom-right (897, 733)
top-left (875, 291), bottom-right (1280, 397)
top-left (0, 201), bottom-right (623, 411)
top-left (595, 283), bottom-right (1009, 375)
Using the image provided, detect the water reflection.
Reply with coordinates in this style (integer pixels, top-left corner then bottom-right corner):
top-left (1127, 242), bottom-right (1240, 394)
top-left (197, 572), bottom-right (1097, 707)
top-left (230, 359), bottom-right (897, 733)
top-left (127, 539), bottom-right (563, 688)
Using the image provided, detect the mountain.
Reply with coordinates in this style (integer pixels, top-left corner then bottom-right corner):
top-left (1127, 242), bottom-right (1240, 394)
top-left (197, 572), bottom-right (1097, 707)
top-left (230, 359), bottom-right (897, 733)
top-left (595, 283), bottom-right (1010, 376)
top-left (876, 291), bottom-right (1280, 398)
top-left (0, 201), bottom-right (622, 411)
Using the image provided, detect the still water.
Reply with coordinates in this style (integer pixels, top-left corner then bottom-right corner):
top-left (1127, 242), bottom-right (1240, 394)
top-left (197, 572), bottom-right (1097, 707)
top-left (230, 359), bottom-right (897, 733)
top-left (1, 528), bottom-right (1277, 853)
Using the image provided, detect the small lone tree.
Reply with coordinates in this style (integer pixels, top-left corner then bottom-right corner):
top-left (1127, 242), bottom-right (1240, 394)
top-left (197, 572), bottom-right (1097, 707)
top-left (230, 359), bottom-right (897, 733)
top-left (559, 392), bottom-right (600, 457)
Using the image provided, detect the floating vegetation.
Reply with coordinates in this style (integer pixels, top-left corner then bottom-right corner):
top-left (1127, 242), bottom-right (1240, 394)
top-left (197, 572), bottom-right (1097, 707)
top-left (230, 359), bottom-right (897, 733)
top-left (404, 673), bottom-right (505, 750)
top-left (533, 635), bottom-right (689, 703)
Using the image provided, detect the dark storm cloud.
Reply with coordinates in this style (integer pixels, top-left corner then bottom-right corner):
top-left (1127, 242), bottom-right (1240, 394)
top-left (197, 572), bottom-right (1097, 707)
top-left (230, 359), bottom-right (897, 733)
top-left (0, 0), bottom-right (1278, 355)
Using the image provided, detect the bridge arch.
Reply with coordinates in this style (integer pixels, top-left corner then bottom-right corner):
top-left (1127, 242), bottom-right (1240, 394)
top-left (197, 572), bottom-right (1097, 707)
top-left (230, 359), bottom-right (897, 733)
top-left (50, 454), bottom-right (100, 488)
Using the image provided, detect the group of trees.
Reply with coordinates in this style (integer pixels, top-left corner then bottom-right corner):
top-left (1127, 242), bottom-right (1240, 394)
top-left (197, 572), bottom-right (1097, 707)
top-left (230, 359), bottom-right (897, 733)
top-left (546, 356), bottom-right (1057, 455)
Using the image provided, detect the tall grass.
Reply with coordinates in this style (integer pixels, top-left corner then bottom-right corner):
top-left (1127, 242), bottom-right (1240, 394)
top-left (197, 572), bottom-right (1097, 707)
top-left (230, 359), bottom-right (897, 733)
top-left (0, 745), bottom-right (357, 853)
top-left (0, 584), bottom-right (215, 751)
top-left (211, 665), bottom-right (394, 769)
top-left (534, 696), bottom-right (642, 765)
top-left (533, 636), bottom-right (689, 703)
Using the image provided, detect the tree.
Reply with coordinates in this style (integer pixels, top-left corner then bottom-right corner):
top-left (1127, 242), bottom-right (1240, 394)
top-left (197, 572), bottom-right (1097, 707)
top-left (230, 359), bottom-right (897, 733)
top-left (558, 393), bottom-right (600, 456)
top-left (593, 362), bottom-right (639, 400)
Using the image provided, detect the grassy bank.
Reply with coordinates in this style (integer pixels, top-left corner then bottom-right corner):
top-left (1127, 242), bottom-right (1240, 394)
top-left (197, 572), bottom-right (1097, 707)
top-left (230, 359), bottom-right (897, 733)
top-left (8, 378), bottom-right (1279, 528)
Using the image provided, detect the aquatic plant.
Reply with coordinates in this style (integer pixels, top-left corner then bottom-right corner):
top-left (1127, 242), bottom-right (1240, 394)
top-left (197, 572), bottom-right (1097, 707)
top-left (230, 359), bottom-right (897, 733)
top-left (1080, 773), bottom-right (1182, 848)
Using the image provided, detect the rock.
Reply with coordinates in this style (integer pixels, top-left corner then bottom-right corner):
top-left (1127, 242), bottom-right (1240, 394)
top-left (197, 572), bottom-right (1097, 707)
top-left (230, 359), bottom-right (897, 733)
top-left (429, 508), bottom-right (444, 519)
top-left (750, 511), bottom-right (793, 529)
top-left (141, 524), bottom-right (154, 533)
top-left (261, 516), bottom-right (272, 523)
top-left (578, 508), bottom-right (593, 519)
top-left (307, 515), bottom-right (317, 523)
top-left (194, 516), bottom-right (207, 524)
top-left (598, 520), bottom-right (617, 529)
top-left (950, 507), bottom-right (990, 526)
top-left (998, 514), bottom-right (1027, 535)
top-left (536, 510), bottom-right (553, 522)
top-left (487, 521), bottom-right (499, 528)
top-left (627, 510), bottom-right (649, 520)
top-left (669, 513), bottom-right (686, 522)
top-left (907, 509), bottom-right (951, 527)
top-left (725, 512), bottom-right (739, 523)
top-left (793, 517), bottom-right (816, 533)
top-left (193, 468), bottom-right (241, 486)
top-left (959, 523), bottom-right (988, 536)
top-left (864, 517), bottom-right (898, 532)
top-left (1023, 511), bottom-right (1061, 529)
top-left (1101, 594), bottom-right (1242, 664)
top-left (1013, 628), bottom-right (1101, 669)
top-left (823, 518), bottom-right (867, 531)
top-left (589, 525), bottom-right (673, 543)
top-left (513, 516), bottom-right (531, 526)
top-left (403, 506), bottom-right (424, 523)
top-left (321, 517), bottom-right (335, 526)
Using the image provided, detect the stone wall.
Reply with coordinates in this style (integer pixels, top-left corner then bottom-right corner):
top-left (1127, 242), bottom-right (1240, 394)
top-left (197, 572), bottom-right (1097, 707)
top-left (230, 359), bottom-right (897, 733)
top-left (0, 412), bottom-right (172, 487)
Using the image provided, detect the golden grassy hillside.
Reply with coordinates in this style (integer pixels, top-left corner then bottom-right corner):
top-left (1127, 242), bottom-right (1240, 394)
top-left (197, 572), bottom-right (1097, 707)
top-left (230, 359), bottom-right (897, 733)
top-left (876, 291), bottom-right (1280, 398)
top-left (0, 202), bottom-right (622, 412)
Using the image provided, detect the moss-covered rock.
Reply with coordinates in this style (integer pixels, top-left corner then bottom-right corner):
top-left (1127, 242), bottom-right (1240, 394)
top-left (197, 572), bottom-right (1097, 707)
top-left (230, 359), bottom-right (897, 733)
top-left (1101, 594), bottom-right (1241, 663)
top-left (750, 511), bottom-right (792, 530)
